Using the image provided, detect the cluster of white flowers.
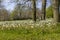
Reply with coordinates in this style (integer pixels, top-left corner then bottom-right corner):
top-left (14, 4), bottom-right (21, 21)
top-left (0, 19), bottom-right (57, 29)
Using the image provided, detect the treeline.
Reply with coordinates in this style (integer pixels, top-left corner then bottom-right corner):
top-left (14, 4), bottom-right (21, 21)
top-left (0, 8), bottom-right (42, 21)
top-left (0, 5), bottom-right (53, 21)
top-left (0, 0), bottom-right (60, 22)
top-left (0, 0), bottom-right (42, 21)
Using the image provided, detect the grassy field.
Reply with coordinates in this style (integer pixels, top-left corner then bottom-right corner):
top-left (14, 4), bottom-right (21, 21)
top-left (0, 19), bottom-right (60, 40)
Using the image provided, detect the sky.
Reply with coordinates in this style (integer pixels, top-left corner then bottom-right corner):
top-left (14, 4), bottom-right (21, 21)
top-left (2, 0), bottom-right (51, 11)
top-left (2, 0), bottom-right (15, 11)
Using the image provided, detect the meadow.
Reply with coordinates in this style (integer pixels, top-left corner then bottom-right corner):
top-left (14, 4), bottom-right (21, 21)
top-left (0, 19), bottom-right (60, 40)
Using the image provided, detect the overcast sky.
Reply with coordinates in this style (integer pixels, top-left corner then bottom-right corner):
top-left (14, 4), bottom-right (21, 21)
top-left (2, 0), bottom-right (51, 11)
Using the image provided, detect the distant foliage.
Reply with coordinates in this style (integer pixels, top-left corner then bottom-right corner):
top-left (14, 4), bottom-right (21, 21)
top-left (10, 5), bottom-right (41, 20)
top-left (46, 5), bottom-right (53, 18)
top-left (0, 8), bottom-right (9, 21)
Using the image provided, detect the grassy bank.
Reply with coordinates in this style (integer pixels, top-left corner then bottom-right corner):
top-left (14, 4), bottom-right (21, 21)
top-left (0, 19), bottom-right (60, 40)
top-left (0, 22), bottom-right (60, 40)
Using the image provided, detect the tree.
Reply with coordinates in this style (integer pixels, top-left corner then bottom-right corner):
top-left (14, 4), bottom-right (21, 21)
top-left (32, 0), bottom-right (36, 22)
top-left (0, 0), bottom-right (9, 21)
top-left (41, 0), bottom-right (46, 20)
top-left (52, 0), bottom-right (60, 22)
top-left (0, 8), bottom-right (9, 21)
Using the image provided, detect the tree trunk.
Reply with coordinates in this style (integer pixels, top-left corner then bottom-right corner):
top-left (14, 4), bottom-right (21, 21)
top-left (33, 0), bottom-right (36, 22)
top-left (52, 0), bottom-right (60, 22)
top-left (41, 0), bottom-right (46, 20)
top-left (59, 0), bottom-right (60, 21)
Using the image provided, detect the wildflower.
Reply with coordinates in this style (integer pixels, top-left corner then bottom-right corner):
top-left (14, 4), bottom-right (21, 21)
top-left (31, 25), bottom-right (34, 28)
top-left (11, 24), bottom-right (15, 27)
top-left (2, 24), bottom-right (6, 27)
top-left (36, 24), bottom-right (39, 26)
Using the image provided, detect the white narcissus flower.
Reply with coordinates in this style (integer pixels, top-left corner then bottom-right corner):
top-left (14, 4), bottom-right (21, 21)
top-left (31, 26), bottom-right (34, 28)
top-left (36, 24), bottom-right (39, 26)
top-left (3, 24), bottom-right (5, 27)
top-left (11, 24), bottom-right (15, 27)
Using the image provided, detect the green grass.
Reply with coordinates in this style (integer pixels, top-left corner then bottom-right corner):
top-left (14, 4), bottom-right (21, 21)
top-left (0, 23), bottom-right (60, 40)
